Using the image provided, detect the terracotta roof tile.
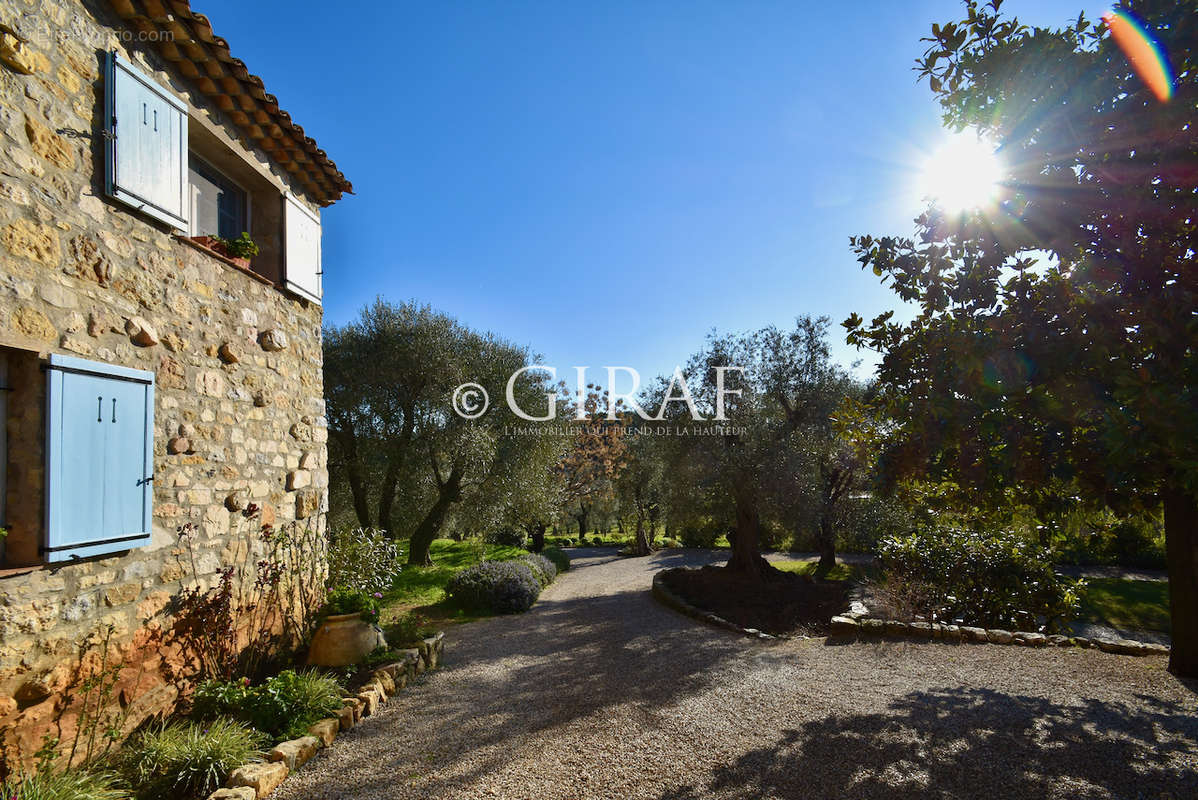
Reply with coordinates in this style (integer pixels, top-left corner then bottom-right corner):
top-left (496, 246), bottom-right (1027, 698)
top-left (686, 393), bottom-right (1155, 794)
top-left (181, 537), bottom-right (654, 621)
top-left (108, 0), bottom-right (352, 205)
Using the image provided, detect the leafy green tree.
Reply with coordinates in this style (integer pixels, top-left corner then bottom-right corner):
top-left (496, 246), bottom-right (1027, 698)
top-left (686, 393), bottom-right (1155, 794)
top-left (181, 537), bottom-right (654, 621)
top-left (405, 332), bottom-right (556, 565)
top-left (799, 427), bottom-right (865, 569)
top-left (325, 300), bottom-right (560, 565)
top-left (325, 300), bottom-right (462, 535)
top-left (556, 385), bottom-right (628, 539)
top-left (474, 408), bottom-right (567, 553)
top-left (616, 427), bottom-right (667, 556)
top-left (664, 316), bottom-right (852, 579)
top-left (844, 0), bottom-right (1197, 674)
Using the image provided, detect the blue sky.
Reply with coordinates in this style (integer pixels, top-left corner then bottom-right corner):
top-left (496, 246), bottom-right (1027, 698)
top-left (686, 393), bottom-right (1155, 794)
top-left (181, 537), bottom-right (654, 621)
top-left (202, 0), bottom-right (1096, 384)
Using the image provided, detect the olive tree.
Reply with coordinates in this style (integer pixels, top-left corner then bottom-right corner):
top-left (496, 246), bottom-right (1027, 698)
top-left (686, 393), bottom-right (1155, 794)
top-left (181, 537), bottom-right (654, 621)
top-left (325, 299), bottom-right (560, 565)
top-left (662, 316), bottom-right (854, 580)
top-left (325, 300), bottom-right (462, 535)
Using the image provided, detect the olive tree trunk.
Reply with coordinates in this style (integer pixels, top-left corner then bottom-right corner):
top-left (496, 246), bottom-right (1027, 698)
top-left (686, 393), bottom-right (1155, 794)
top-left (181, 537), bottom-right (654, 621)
top-left (407, 467), bottom-right (463, 566)
top-left (726, 482), bottom-right (771, 580)
top-left (816, 518), bottom-right (836, 574)
top-left (530, 523), bottom-right (547, 553)
top-left (631, 512), bottom-right (652, 556)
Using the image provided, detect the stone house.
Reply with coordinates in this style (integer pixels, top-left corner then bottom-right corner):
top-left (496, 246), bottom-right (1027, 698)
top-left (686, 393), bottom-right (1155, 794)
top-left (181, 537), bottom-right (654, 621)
top-left (0, 0), bottom-right (350, 771)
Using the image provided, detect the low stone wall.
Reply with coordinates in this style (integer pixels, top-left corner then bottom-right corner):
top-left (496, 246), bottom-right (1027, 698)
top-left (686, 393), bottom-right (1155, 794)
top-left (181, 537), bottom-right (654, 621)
top-left (210, 633), bottom-right (445, 800)
top-left (829, 615), bottom-right (1170, 657)
top-left (651, 572), bottom-right (775, 640)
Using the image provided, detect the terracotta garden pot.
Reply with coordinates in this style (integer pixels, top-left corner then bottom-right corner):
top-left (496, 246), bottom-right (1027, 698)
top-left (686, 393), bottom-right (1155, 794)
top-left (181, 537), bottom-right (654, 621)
top-left (191, 235), bottom-right (221, 250)
top-left (190, 236), bottom-right (252, 270)
top-left (306, 613), bottom-right (387, 667)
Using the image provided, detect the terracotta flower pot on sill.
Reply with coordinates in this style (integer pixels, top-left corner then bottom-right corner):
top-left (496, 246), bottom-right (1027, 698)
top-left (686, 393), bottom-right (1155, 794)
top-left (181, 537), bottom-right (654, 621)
top-left (191, 235), bottom-right (221, 249)
top-left (190, 235), bottom-right (231, 260)
top-left (307, 613), bottom-right (387, 667)
top-left (189, 236), bottom-right (253, 270)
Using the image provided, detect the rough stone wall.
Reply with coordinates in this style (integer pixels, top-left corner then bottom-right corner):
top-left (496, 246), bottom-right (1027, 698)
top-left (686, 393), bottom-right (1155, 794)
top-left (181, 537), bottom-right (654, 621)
top-left (0, 0), bottom-right (330, 772)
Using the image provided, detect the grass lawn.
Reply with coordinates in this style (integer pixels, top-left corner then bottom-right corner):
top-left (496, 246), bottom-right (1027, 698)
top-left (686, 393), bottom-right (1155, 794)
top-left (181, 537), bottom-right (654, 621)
top-left (1079, 577), bottom-right (1171, 633)
top-left (772, 560), bottom-right (869, 582)
top-left (380, 539), bottom-right (528, 628)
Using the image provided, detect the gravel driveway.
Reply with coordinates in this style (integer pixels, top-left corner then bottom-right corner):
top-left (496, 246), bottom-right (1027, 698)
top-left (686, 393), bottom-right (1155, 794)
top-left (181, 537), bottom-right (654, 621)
top-left (272, 548), bottom-right (1198, 800)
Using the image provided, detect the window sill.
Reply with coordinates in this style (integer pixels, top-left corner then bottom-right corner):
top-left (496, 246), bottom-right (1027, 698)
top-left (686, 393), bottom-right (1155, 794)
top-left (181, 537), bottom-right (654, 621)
top-left (0, 563), bottom-right (42, 581)
top-left (177, 235), bottom-right (275, 287)
top-left (175, 235), bottom-right (317, 307)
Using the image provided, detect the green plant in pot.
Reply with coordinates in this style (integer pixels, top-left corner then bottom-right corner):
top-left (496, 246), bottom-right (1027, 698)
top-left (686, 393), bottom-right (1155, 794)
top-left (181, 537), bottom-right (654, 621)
top-left (307, 587), bottom-right (386, 667)
top-left (386, 611), bottom-right (435, 647)
top-left (221, 231), bottom-right (259, 267)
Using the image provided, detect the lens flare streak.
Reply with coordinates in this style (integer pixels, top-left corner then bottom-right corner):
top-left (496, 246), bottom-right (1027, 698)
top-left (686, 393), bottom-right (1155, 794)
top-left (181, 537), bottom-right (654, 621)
top-left (1102, 8), bottom-right (1174, 103)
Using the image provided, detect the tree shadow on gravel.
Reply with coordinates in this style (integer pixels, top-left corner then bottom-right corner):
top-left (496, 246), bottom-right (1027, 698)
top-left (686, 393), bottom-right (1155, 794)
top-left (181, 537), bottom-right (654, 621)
top-left (658, 686), bottom-right (1198, 800)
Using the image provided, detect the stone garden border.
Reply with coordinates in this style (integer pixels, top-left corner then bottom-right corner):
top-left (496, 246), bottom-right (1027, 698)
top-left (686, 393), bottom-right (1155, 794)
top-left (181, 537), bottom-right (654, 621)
top-left (651, 571), bottom-right (776, 640)
top-left (828, 615), bottom-right (1171, 657)
top-left (205, 632), bottom-right (446, 800)
top-left (653, 567), bottom-right (1170, 659)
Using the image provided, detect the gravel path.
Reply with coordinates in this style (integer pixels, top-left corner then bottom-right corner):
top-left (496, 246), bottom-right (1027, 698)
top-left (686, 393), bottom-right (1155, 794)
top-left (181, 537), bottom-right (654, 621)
top-left (272, 549), bottom-right (1198, 800)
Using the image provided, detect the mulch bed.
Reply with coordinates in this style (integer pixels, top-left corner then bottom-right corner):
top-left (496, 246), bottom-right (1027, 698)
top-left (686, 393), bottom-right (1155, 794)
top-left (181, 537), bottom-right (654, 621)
top-left (660, 564), bottom-right (848, 636)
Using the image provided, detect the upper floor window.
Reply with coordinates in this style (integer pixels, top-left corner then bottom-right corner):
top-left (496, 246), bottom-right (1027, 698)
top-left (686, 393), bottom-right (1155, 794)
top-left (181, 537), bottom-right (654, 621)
top-left (188, 157), bottom-right (248, 241)
top-left (103, 51), bottom-right (322, 303)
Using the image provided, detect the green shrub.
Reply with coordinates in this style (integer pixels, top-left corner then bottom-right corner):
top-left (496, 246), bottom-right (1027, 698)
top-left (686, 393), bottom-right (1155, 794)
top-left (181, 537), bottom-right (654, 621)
top-left (519, 553), bottom-right (557, 587)
top-left (120, 718), bottom-right (263, 799)
top-left (659, 537), bottom-right (681, 548)
top-left (484, 528), bottom-right (526, 547)
top-left (541, 546), bottom-right (570, 573)
top-left (193, 670), bottom-right (344, 741)
top-left (322, 587), bottom-right (381, 623)
top-left (1052, 513), bottom-right (1166, 569)
top-left (359, 646), bottom-right (402, 669)
top-left (878, 525), bottom-right (1083, 632)
top-left (446, 560), bottom-right (541, 613)
top-left (835, 495), bottom-right (913, 554)
top-left (386, 612), bottom-right (434, 646)
top-left (679, 526), bottom-right (721, 549)
top-left (0, 769), bottom-right (129, 800)
top-left (327, 527), bottom-right (403, 595)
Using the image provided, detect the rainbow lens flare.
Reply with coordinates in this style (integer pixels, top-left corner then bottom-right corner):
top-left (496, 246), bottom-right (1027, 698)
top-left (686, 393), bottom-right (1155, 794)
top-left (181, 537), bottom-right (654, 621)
top-left (1102, 8), bottom-right (1174, 102)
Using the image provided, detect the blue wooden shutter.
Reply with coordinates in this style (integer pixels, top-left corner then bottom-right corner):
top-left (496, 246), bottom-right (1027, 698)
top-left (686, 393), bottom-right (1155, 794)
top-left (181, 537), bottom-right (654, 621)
top-left (45, 355), bottom-right (154, 562)
top-left (105, 51), bottom-right (189, 230)
top-left (284, 193), bottom-right (322, 303)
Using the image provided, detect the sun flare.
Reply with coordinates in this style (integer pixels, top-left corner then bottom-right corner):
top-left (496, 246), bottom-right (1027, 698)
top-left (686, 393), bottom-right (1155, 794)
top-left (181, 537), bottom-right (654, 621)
top-left (918, 131), bottom-right (1004, 213)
